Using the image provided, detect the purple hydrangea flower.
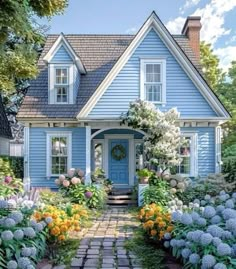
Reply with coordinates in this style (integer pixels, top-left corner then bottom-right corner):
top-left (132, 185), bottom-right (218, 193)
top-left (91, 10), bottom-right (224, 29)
top-left (191, 212), bottom-right (200, 221)
top-left (216, 205), bottom-right (225, 213)
top-left (226, 218), bottom-right (236, 232)
top-left (171, 211), bottom-right (182, 222)
top-left (4, 218), bottom-right (16, 227)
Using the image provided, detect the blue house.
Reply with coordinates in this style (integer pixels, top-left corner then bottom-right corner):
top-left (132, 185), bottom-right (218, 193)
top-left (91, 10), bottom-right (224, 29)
top-left (18, 12), bottom-right (230, 190)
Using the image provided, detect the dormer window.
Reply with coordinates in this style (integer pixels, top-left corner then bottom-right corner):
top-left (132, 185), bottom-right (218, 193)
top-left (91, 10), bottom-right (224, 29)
top-left (140, 59), bottom-right (166, 104)
top-left (55, 68), bottom-right (69, 103)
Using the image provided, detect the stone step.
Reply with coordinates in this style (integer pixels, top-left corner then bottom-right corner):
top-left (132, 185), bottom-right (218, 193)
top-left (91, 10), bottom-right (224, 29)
top-left (108, 195), bottom-right (133, 200)
top-left (111, 188), bottom-right (133, 195)
top-left (107, 199), bottom-right (137, 205)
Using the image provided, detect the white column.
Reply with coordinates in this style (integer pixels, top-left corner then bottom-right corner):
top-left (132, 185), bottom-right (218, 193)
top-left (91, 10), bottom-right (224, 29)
top-left (215, 126), bottom-right (222, 173)
top-left (23, 126), bottom-right (30, 191)
top-left (85, 126), bottom-right (91, 184)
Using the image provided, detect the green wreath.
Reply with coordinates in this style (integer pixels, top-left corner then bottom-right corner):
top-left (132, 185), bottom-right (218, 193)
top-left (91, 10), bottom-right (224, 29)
top-left (111, 144), bottom-right (126, 161)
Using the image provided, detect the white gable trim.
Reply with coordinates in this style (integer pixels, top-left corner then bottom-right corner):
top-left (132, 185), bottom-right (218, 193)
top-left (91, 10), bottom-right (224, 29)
top-left (76, 12), bottom-right (230, 119)
top-left (43, 34), bottom-right (86, 74)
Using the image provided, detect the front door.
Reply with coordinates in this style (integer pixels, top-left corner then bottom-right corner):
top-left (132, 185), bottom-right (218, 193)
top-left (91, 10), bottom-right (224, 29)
top-left (108, 139), bottom-right (129, 184)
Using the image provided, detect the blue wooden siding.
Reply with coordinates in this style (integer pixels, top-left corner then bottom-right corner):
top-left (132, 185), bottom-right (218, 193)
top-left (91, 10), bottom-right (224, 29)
top-left (51, 45), bottom-right (73, 63)
top-left (29, 127), bottom-right (86, 188)
top-left (181, 127), bottom-right (215, 177)
top-left (93, 129), bottom-right (144, 139)
top-left (89, 29), bottom-right (217, 118)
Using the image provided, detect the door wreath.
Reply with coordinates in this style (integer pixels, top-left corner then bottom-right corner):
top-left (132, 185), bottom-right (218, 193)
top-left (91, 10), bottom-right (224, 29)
top-left (111, 144), bottom-right (126, 161)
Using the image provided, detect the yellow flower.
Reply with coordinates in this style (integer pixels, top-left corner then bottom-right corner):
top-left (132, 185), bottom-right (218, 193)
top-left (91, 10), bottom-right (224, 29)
top-left (150, 229), bottom-right (157, 236)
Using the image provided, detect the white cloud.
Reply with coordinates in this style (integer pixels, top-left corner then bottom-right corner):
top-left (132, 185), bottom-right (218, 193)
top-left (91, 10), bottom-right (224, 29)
top-left (180, 0), bottom-right (201, 14)
top-left (167, 0), bottom-right (236, 45)
top-left (125, 27), bottom-right (137, 34)
top-left (214, 46), bottom-right (236, 71)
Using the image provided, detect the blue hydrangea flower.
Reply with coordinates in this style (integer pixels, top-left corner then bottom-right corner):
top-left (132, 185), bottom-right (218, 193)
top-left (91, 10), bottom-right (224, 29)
top-left (18, 257), bottom-right (31, 269)
top-left (1, 230), bottom-right (14, 241)
top-left (191, 212), bottom-right (200, 221)
top-left (219, 195), bottom-right (227, 202)
top-left (4, 218), bottom-right (16, 227)
top-left (211, 215), bottom-right (222, 224)
top-left (226, 219), bottom-right (236, 232)
top-left (26, 265), bottom-right (35, 269)
top-left (232, 193), bottom-right (236, 199)
top-left (232, 244), bottom-right (236, 257)
top-left (217, 243), bottom-right (232, 256)
top-left (222, 208), bottom-right (236, 220)
top-left (200, 233), bottom-right (213, 246)
top-left (203, 206), bottom-right (216, 218)
top-left (45, 217), bottom-right (53, 224)
top-left (35, 223), bottom-right (43, 232)
top-left (207, 225), bottom-right (224, 238)
top-left (185, 241), bottom-right (193, 248)
top-left (181, 213), bottom-right (193, 225)
top-left (7, 261), bottom-right (18, 269)
top-left (171, 211), bottom-right (182, 222)
top-left (202, 255), bottom-right (216, 268)
top-left (21, 248), bottom-right (32, 257)
top-left (23, 227), bottom-right (36, 238)
top-left (216, 205), bottom-right (225, 213)
top-left (186, 231), bottom-right (194, 241)
top-left (181, 248), bottom-right (192, 259)
top-left (201, 200), bottom-right (207, 206)
top-left (14, 229), bottom-right (24, 240)
top-left (214, 263), bottom-right (227, 269)
top-left (9, 212), bottom-right (23, 224)
top-left (164, 241), bottom-right (170, 248)
top-left (197, 217), bottom-right (207, 227)
top-left (176, 239), bottom-right (186, 247)
top-left (164, 233), bottom-right (171, 240)
top-left (29, 220), bottom-right (37, 227)
top-left (193, 199), bottom-right (200, 205)
top-left (212, 237), bottom-right (222, 247)
top-left (30, 247), bottom-right (37, 256)
top-left (192, 230), bottom-right (204, 243)
top-left (222, 231), bottom-right (233, 240)
top-left (225, 199), bottom-right (235, 209)
top-left (170, 239), bottom-right (177, 247)
top-left (205, 195), bottom-right (211, 201)
top-left (189, 253), bottom-right (200, 265)
top-left (0, 200), bottom-right (8, 209)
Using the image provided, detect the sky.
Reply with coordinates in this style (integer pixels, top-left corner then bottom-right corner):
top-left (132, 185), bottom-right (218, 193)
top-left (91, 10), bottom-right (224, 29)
top-left (41, 0), bottom-right (236, 71)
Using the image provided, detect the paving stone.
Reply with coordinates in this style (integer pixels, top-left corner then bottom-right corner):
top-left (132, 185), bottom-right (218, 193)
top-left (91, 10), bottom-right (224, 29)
top-left (71, 257), bottom-right (83, 267)
top-left (83, 259), bottom-right (99, 266)
top-left (117, 258), bottom-right (130, 266)
top-left (87, 249), bottom-right (100, 255)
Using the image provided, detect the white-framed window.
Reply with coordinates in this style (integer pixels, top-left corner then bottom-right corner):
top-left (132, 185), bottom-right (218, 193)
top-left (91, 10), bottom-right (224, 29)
top-left (135, 140), bottom-right (144, 171)
top-left (46, 132), bottom-right (72, 177)
top-left (140, 59), bottom-right (166, 104)
top-left (55, 68), bottom-right (69, 104)
top-left (92, 139), bottom-right (105, 170)
top-left (48, 64), bottom-right (74, 104)
top-left (178, 133), bottom-right (198, 177)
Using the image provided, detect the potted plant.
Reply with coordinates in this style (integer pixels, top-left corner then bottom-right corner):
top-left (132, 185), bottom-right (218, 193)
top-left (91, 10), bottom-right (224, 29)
top-left (137, 168), bottom-right (152, 184)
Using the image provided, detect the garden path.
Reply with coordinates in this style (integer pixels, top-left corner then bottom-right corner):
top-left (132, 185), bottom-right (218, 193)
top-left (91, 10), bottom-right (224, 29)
top-left (70, 207), bottom-right (182, 269)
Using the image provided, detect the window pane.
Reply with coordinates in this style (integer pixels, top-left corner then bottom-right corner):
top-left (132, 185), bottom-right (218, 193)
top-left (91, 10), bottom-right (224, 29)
top-left (94, 143), bottom-right (103, 169)
top-left (51, 137), bottom-right (67, 155)
top-left (145, 84), bottom-right (161, 102)
top-left (145, 64), bottom-right (161, 82)
top-left (154, 64), bottom-right (160, 73)
top-left (56, 87), bottom-right (68, 103)
top-left (179, 157), bottom-right (190, 174)
top-left (55, 68), bottom-right (68, 84)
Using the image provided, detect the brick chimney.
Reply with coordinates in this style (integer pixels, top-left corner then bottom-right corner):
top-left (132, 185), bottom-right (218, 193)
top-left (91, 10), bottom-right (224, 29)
top-left (181, 16), bottom-right (202, 60)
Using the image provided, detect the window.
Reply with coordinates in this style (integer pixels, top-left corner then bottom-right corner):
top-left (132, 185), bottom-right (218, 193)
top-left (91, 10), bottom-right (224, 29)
top-left (140, 59), bottom-right (166, 103)
top-left (178, 133), bottom-right (197, 177)
top-left (135, 140), bottom-right (144, 171)
top-left (92, 139), bottom-right (104, 170)
top-left (55, 68), bottom-right (69, 103)
top-left (47, 132), bottom-right (72, 176)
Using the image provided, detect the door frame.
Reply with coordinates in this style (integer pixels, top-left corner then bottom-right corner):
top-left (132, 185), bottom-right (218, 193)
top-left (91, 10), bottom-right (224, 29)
top-left (104, 134), bottom-right (134, 186)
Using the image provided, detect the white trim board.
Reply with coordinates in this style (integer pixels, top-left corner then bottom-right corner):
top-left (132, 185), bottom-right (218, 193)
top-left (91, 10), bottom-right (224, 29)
top-left (43, 33), bottom-right (86, 74)
top-left (76, 12), bottom-right (230, 119)
top-left (104, 134), bottom-right (135, 186)
top-left (91, 127), bottom-right (146, 139)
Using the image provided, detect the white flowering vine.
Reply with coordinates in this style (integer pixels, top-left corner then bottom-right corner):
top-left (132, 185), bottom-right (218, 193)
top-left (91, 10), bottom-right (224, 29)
top-left (121, 99), bottom-right (181, 172)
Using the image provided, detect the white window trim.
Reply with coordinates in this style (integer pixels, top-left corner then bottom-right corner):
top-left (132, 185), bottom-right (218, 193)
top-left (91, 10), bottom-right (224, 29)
top-left (140, 58), bottom-right (166, 104)
top-left (179, 132), bottom-right (198, 177)
top-left (46, 131), bottom-right (72, 177)
top-left (48, 63), bottom-right (74, 104)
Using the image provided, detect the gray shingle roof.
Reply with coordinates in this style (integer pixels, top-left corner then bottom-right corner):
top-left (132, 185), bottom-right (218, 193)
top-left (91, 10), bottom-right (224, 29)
top-left (18, 34), bottom-right (201, 119)
top-left (0, 95), bottom-right (12, 139)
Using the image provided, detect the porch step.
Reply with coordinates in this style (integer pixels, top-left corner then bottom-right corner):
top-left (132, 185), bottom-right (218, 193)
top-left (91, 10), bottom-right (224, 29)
top-left (107, 188), bottom-right (137, 206)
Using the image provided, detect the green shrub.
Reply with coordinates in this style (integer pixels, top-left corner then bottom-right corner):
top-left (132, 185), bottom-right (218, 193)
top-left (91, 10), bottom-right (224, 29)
top-left (222, 156), bottom-right (236, 183)
top-left (143, 180), bottom-right (171, 206)
top-left (39, 189), bottom-right (72, 207)
top-left (0, 156), bottom-right (23, 179)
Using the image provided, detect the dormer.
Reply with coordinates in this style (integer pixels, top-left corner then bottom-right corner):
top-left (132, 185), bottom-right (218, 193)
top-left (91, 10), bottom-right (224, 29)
top-left (43, 33), bottom-right (86, 104)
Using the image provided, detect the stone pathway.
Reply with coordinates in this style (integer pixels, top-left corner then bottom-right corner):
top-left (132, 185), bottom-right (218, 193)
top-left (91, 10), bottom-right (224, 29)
top-left (71, 207), bottom-right (142, 269)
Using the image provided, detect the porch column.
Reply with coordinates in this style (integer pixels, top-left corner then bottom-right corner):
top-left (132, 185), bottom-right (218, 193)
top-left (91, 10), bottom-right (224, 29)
top-left (215, 126), bottom-right (222, 173)
top-left (23, 126), bottom-right (30, 191)
top-left (85, 126), bottom-right (91, 184)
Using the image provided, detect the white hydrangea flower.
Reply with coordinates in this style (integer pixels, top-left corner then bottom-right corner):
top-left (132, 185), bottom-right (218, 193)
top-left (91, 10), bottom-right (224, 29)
top-left (193, 199), bottom-right (200, 205)
top-left (205, 195), bottom-right (211, 201)
top-left (201, 255), bottom-right (216, 268)
top-left (217, 243), bottom-right (232, 256)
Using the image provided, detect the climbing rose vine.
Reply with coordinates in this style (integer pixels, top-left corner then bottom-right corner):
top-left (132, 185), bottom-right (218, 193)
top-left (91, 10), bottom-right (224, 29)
top-left (121, 100), bottom-right (181, 171)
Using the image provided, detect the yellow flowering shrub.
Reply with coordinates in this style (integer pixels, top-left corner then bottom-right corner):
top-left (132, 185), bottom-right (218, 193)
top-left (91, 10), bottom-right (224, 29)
top-left (33, 204), bottom-right (88, 243)
top-left (138, 203), bottom-right (173, 241)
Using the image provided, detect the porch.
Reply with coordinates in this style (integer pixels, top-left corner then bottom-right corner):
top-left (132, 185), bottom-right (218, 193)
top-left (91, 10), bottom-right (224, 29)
top-left (88, 127), bottom-right (145, 187)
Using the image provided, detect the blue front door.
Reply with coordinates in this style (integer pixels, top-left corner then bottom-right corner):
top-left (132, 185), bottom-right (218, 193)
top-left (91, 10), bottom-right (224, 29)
top-left (108, 139), bottom-right (129, 184)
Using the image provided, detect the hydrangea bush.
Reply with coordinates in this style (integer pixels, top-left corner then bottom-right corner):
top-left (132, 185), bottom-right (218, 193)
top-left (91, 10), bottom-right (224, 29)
top-left (0, 199), bottom-right (46, 269)
top-left (166, 191), bottom-right (236, 269)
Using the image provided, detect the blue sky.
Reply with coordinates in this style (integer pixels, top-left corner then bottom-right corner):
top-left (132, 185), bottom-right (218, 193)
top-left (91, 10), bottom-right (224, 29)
top-left (42, 0), bottom-right (236, 71)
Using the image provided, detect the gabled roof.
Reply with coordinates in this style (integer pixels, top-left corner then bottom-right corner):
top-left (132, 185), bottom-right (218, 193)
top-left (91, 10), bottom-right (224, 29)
top-left (77, 11), bottom-right (230, 119)
top-left (18, 11), bottom-right (230, 120)
top-left (43, 33), bottom-right (86, 74)
top-left (0, 95), bottom-right (12, 139)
